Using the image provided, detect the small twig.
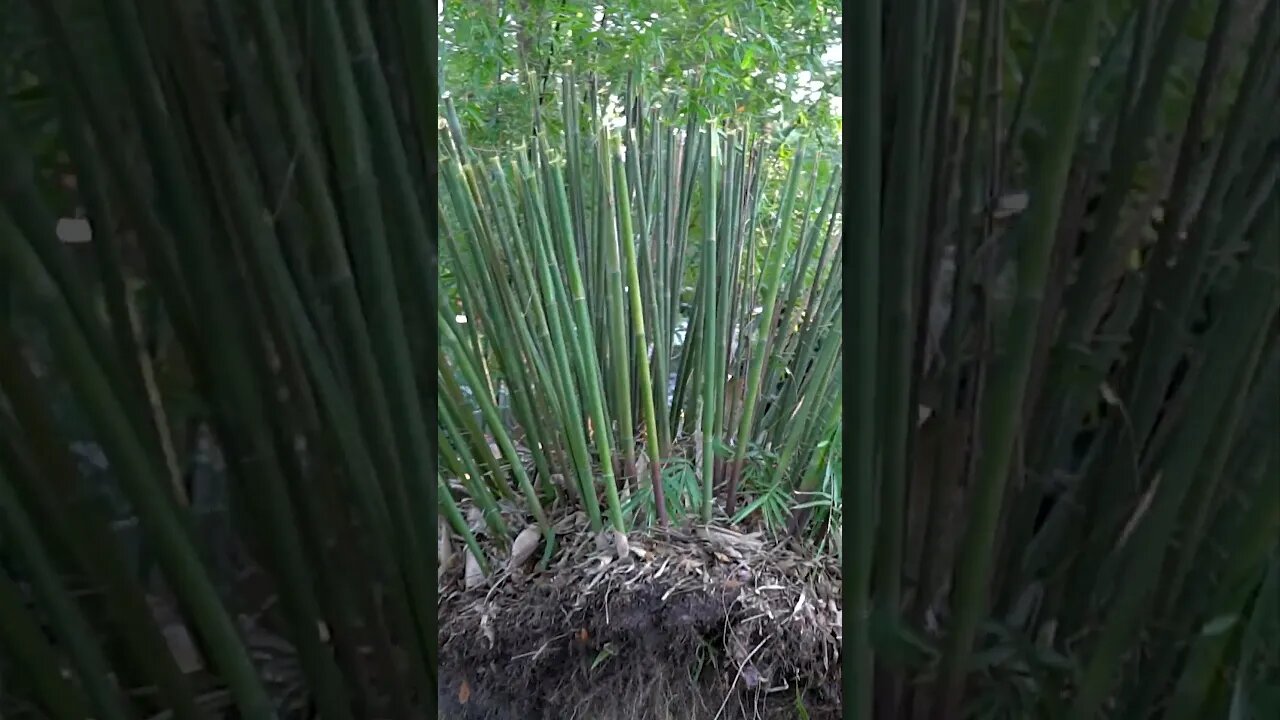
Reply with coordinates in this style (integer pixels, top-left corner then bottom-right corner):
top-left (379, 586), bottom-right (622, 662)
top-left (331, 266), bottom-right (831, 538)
top-left (712, 636), bottom-right (769, 720)
top-left (512, 633), bottom-right (568, 662)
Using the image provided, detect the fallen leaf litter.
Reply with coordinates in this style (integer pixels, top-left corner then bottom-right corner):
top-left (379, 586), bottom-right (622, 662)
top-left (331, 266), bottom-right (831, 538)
top-left (439, 507), bottom-right (842, 719)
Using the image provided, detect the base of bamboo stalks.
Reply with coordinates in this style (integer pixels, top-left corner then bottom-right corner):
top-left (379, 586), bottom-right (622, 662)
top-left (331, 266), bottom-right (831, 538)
top-left (438, 511), bottom-right (842, 719)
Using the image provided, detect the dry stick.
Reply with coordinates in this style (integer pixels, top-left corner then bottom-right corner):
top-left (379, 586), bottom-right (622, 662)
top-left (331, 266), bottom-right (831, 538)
top-left (712, 636), bottom-right (770, 720)
top-left (127, 287), bottom-right (187, 505)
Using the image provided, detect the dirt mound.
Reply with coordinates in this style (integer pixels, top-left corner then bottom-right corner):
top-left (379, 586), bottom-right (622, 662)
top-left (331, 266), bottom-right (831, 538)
top-left (438, 512), bottom-right (842, 719)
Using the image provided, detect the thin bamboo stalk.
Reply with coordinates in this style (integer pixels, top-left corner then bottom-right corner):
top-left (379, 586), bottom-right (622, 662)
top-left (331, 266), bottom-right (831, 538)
top-left (1069, 209), bottom-right (1280, 720)
top-left (931, 0), bottom-right (1105, 714)
top-left (848, 1), bottom-right (883, 717)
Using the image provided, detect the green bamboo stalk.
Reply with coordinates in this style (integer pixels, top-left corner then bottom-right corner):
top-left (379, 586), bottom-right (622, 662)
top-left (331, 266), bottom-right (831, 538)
top-left (437, 332), bottom-right (516, 503)
top-left (1079, 5), bottom-right (1140, 128)
top-left (439, 475), bottom-right (491, 577)
top-left (72, 8), bottom-right (401, 707)
top-left (0, 325), bottom-right (206, 720)
top-left (239, 0), bottom-right (414, 519)
top-left (759, 173), bottom-right (841, 437)
top-left (308, 0), bottom-right (436, 590)
top-left (0, 463), bottom-right (134, 720)
top-left (1224, 555), bottom-right (1280, 719)
top-left (848, 0), bottom-right (883, 716)
top-left (514, 149), bottom-right (610, 523)
top-left (562, 74), bottom-right (591, 277)
top-left (1105, 0), bottom-right (1277, 454)
top-left (878, 0), bottom-right (929, 660)
top-left (667, 127), bottom-right (704, 433)
top-left (1052, 9), bottom-right (1280, 626)
top-left (39, 69), bottom-right (179, 485)
top-left (30, 0), bottom-right (193, 320)
top-left (541, 142), bottom-right (627, 532)
top-left (637, 127), bottom-right (674, 450)
top-left (0, 569), bottom-right (95, 720)
top-left (0, 104), bottom-right (168, 487)
top-left (315, 41), bottom-right (444, 688)
top-left (765, 310), bottom-right (843, 494)
top-left (792, 385), bottom-right (844, 535)
top-left (592, 152), bottom-right (613, 373)
top-left (438, 410), bottom-right (509, 539)
top-left (204, 0), bottom-right (342, 375)
top-left (0, 207), bottom-right (275, 719)
top-left (1162, 485), bottom-right (1278, 720)
top-left (441, 321), bottom-right (556, 556)
top-left (208, 100), bottom-right (435, 705)
top-left (454, 163), bottom-right (565, 496)
top-left (1162, 333), bottom-right (1276, 616)
top-left (1034, 0), bottom-right (1234, 533)
top-left (727, 140), bottom-right (807, 502)
top-left (714, 133), bottom-right (744, 449)
top-left (1049, 0), bottom-right (1195, 397)
top-left (392, 0), bottom-right (436, 190)
top-left (911, 0), bottom-right (1000, 635)
top-left (437, 162), bottom-right (509, 404)
top-left (699, 128), bottom-right (721, 522)
top-left (128, 3), bottom-right (375, 712)
top-left (1069, 215), bottom-right (1280, 720)
top-left (611, 137), bottom-right (670, 525)
top-left (921, 0), bottom-right (966, 247)
top-left (1115, 0), bottom-right (1157, 128)
top-left (334, 0), bottom-right (435, 371)
top-left (1118, 339), bottom-right (1279, 718)
top-left (1002, 0), bottom-right (1063, 183)
top-left (931, 0), bottom-right (1104, 714)
top-left (626, 122), bottom-right (667, 404)
top-left (761, 251), bottom-right (843, 436)
top-left (598, 128), bottom-right (639, 488)
top-left (0, 103), bottom-right (117, 373)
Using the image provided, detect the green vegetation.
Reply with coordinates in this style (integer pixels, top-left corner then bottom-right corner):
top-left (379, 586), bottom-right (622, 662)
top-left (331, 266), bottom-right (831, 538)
top-left (841, 0), bottom-right (1280, 717)
top-left (440, 0), bottom-right (1280, 716)
top-left (0, 0), bottom-right (1275, 718)
top-left (438, 81), bottom-right (843, 546)
top-left (439, 0), bottom-right (842, 147)
top-left (1, 0), bottom-right (437, 717)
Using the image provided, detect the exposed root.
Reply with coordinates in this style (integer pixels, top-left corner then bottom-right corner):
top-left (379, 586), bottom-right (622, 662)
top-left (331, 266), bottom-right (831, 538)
top-left (438, 511), bottom-right (841, 719)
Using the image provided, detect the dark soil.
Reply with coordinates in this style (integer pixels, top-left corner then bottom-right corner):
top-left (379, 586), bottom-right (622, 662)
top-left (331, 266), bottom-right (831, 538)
top-left (438, 513), bottom-right (841, 719)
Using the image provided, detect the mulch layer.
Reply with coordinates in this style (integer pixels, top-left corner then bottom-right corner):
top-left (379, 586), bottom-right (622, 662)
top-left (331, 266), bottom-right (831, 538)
top-left (438, 509), bottom-right (842, 719)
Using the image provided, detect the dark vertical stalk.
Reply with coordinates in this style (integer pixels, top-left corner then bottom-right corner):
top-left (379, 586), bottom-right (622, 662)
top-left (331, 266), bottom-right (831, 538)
top-left (848, 1), bottom-right (883, 718)
top-left (931, 0), bottom-right (1104, 713)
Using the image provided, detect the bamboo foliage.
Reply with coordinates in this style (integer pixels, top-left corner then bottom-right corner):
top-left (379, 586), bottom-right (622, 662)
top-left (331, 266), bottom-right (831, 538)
top-left (436, 82), bottom-right (845, 560)
top-left (0, 0), bottom-right (1276, 717)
